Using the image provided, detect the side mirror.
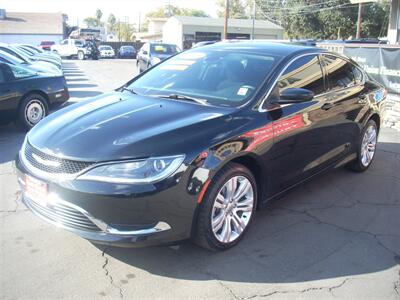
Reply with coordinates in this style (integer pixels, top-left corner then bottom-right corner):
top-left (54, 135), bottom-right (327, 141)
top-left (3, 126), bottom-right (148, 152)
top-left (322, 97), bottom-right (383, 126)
top-left (278, 88), bottom-right (314, 104)
top-left (142, 50), bottom-right (148, 55)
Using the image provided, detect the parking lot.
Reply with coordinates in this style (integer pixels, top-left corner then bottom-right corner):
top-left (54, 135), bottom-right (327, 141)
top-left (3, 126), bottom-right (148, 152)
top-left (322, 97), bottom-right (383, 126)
top-left (1, 59), bottom-right (400, 300)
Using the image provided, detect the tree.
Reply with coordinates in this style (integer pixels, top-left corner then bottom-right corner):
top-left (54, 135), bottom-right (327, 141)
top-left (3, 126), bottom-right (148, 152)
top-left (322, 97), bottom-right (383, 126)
top-left (116, 22), bottom-right (134, 41)
top-left (240, 0), bottom-right (389, 39)
top-left (217, 0), bottom-right (247, 19)
top-left (107, 13), bottom-right (117, 32)
top-left (83, 9), bottom-right (104, 28)
top-left (146, 5), bottom-right (209, 18)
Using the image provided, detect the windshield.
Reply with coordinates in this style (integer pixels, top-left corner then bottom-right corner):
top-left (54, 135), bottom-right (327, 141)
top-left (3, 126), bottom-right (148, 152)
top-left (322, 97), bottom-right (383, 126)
top-left (99, 46), bottom-right (112, 50)
top-left (0, 49), bottom-right (26, 64)
top-left (150, 44), bottom-right (179, 55)
top-left (122, 46), bottom-right (134, 51)
top-left (128, 49), bottom-right (280, 107)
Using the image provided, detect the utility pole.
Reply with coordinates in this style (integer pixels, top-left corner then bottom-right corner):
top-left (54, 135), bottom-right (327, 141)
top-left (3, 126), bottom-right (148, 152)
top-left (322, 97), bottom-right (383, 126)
top-left (224, 0), bottom-right (229, 39)
top-left (356, 2), bottom-right (363, 39)
top-left (251, 0), bottom-right (256, 39)
top-left (138, 12), bottom-right (141, 32)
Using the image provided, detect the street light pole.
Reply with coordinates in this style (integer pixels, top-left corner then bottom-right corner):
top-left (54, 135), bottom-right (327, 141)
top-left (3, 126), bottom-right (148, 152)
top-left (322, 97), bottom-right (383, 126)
top-left (251, 0), bottom-right (256, 39)
top-left (224, 0), bottom-right (229, 39)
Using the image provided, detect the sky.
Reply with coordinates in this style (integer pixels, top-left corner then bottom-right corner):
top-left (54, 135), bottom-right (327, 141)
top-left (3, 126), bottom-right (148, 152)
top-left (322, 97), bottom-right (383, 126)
top-left (1, 0), bottom-right (219, 26)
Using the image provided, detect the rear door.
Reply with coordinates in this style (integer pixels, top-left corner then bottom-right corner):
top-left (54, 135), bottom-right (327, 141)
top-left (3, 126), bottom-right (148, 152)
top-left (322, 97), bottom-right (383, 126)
top-left (320, 54), bottom-right (367, 154)
top-left (0, 64), bottom-right (21, 122)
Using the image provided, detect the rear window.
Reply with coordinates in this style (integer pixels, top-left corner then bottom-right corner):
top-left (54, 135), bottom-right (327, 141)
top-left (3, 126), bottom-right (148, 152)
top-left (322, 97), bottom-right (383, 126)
top-left (150, 44), bottom-right (179, 55)
top-left (9, 64), bottom-right (37, 79)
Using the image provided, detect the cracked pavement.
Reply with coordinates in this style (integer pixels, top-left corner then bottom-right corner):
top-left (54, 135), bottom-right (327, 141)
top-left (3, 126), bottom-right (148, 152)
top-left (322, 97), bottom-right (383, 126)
top-left (1, 60), bottom-right (400, 299)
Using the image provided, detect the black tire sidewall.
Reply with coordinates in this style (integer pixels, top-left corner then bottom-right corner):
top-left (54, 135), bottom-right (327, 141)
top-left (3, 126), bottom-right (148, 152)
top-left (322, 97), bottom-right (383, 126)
top-left (196, 163), bottom-right (257, 250)
top-left (17, 94), bottom-right (48, 131)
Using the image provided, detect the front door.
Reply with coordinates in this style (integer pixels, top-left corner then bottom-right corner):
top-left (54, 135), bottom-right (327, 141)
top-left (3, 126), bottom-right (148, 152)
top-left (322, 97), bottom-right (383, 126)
top-left (266, 54), bottom-right (346, 194)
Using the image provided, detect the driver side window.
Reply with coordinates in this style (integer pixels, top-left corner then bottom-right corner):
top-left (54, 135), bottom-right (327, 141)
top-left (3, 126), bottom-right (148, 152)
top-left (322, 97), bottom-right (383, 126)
top-left (277, 54), bottom-right (325, 96)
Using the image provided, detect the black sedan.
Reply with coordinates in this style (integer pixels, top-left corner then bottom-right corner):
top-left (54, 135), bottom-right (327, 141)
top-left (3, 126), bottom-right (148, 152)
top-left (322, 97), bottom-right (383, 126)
top-left (16, 42), bottom-right (385, 250)
top-left (0, 63), bottom-right (69, 130)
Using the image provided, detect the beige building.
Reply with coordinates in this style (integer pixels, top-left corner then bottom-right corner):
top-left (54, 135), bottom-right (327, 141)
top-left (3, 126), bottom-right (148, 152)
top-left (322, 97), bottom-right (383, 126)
top-left (0, 9), bottom-right (65, 45)
top-left (162, 16), bottom-right (284, 49)
top-left (134, 17), bottom-right (167, 42)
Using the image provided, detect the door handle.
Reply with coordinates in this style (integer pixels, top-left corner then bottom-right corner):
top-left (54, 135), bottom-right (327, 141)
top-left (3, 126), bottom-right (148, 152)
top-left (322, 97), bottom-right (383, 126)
top-left (321, 103), bottom-right (334, 110)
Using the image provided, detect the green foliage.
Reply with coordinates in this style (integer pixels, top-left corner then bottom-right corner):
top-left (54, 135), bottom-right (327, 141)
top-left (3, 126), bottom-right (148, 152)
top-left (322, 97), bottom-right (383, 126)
top-left (217, 0), bottom-right (247, 18)
top-left (107, 14), bottom-right (117, 32)
top-left (115, 22), bottom-right (134, 42)
top-left (84, 9), bottom-right (104, 28)
top-left (146, 5), bottom-right (209, 18)
top-left (218, 0), bottom-right (390, 39)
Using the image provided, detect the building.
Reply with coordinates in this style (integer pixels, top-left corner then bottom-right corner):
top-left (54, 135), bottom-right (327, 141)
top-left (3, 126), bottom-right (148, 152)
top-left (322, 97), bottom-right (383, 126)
top-left (134, 17), bottom-right (167, 42)
top-left (162, 16), bottom-right (284, 49)
top-left (0, 9), bottom-right (66, 45)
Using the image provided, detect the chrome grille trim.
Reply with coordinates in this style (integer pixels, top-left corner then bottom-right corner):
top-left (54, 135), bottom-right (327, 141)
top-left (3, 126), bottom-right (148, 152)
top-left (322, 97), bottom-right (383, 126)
top-left (19, 138), bottom-right (95, 181)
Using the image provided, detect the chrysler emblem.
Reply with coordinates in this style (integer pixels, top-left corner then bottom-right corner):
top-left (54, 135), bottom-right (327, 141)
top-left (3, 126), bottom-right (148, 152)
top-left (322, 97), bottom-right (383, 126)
top-left (31, 153), bottom-right (61, 168)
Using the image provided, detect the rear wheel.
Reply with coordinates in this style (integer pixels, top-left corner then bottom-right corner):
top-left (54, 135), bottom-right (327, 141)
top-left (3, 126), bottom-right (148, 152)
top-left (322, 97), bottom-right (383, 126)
top-left (194, 162), bottom-right (257, 251)
top-left (77, 51), bottom-right (85, 60)
top-left (347, 119), bottom-right (378, 172)
top-left (16, 93), bottom-right (48, 131)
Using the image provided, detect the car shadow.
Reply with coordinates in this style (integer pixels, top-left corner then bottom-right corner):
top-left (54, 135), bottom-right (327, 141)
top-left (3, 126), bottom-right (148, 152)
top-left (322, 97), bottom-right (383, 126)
top-left (0, 124), bottom-right (26, 164)
top-left (100, 140), bottom-right (400, 284)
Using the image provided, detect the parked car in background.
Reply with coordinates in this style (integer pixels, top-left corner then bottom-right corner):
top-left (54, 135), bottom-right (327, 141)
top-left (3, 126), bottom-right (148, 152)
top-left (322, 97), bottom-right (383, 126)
top-left (137, 42), bottom-right (180, 72)
top-left (39, 41), bottom-right (55, 51)
top-left (0, 43), bottom-right (62, 74)
top-left (118, 45), bottom-right (137, 59)
top-left (16, 41), bottom-right (385, 250)
top-left (98, 45), bottom-right (115, 59)
top-left (17, 44), bottom-right (62, 63)
top-left (0, 49), bottom-right (61, 75)
top-left (13, 44), bottom-right (62, 69)
top-left (51, 39), bottom-right (90, 60)
top-left (0, 62), bottom-right (69, 130)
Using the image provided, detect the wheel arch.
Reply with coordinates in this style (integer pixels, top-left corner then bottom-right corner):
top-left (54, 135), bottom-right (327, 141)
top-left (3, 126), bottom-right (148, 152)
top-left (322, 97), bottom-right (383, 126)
top-left (368, 113), bottom-right (381, 132)
top-left (18, 90), bottom-right (50, 112)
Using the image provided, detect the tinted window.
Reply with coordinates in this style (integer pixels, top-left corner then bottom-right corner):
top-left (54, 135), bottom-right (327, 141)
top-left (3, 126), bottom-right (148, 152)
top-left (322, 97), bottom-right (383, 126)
top-left (128, 50), bottom-right (280, 107)
top-left (0, 69), bottom-right (4, 83)
top-left (352, 65), bottom-right (363, 84)
top-left (278, 54), bottom-right (324, 95)
top-left (150, 44), bottom-right (178, 55)
top-left (323, 55), bottom-right (356, 90)
top-left (60, 40), bottom-right (68, 45)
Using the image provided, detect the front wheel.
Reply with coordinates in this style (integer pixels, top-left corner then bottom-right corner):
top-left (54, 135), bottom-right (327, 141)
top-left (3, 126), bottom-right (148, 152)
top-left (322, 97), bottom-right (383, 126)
top-left (16, 93), bottom-right (48, 131)
top-left (194, 162), bottom-right (257, 251)
top-left (347, 119), bottom-right (378, 172)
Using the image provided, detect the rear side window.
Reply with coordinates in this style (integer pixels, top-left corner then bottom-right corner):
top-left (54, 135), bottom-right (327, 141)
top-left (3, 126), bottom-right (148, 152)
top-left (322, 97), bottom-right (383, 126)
top-left (278, 54), bottom-right (325, 95)
top-left (322, 55), bottom-right (357, 90)
top-left (352, 65), bottom-right (364, 84)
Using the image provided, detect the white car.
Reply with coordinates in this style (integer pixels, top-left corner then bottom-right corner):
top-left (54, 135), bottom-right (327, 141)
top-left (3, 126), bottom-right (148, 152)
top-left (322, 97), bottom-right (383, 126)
top-left (98, 45), bottom-right (115, 58)
top-left (51, 39), bottom-right (90, 60)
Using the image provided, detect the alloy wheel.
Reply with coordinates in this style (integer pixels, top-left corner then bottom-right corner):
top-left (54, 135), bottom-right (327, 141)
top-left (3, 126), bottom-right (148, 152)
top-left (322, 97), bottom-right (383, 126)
top-left (360, 124), bottom-right (377, 167)
top-left (211, 175), bottom-right (254, 243)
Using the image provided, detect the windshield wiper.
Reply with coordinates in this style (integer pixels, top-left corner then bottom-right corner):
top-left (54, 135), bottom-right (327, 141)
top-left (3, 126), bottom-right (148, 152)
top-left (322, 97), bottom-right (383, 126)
top-left (120, 87), bottom-right (138, 95)
top-left (155, 94), bottom-right (208, 105)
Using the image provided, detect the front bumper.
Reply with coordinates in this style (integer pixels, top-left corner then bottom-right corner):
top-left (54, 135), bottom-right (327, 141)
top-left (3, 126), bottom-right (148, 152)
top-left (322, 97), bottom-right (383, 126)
top-left (15, 153), bottom-right (198, 247)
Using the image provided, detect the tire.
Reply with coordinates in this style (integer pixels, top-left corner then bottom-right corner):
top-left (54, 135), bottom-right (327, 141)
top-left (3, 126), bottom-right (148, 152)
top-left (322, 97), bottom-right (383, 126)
top-left (347, 119), bottom-right (378, 172)
top-left (193, 162), bottom-right (257, 251)
top-left (16, 93), bottom-right (48, 131)
top-left (77, 51), bottom-right (85, 60)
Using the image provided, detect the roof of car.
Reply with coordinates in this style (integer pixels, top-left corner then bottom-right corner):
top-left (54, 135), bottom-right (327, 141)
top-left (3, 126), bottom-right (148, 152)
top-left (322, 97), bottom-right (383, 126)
top-left (200, 40), bottom-right (325, 56)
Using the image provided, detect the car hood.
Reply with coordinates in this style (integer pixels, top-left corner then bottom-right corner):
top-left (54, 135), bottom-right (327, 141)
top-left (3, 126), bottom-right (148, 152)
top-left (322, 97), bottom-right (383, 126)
top-left (28, 92), bottom-right (235, 162)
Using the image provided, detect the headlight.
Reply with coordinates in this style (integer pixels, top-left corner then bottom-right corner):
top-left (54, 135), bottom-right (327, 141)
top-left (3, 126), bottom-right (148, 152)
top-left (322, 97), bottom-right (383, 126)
top-left (151, 57), bottom-right (161, 65)
top-left (77, 155), bottom-right (185, 184)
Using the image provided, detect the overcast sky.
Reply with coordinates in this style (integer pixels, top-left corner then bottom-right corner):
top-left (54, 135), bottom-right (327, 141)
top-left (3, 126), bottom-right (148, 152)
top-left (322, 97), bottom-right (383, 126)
top-left (1, 0), bottom-right (219, 25)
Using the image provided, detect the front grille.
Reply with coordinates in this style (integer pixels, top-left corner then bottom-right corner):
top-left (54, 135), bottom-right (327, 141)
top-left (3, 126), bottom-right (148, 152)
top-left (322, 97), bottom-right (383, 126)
top-left (24, 142), bottom-right (94, 175)
top-left (25, 197), bottom-right (101, 232)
